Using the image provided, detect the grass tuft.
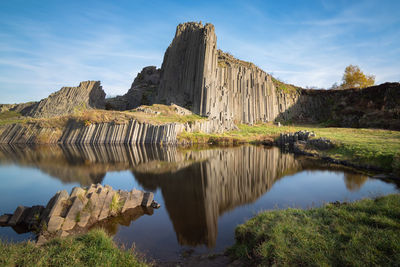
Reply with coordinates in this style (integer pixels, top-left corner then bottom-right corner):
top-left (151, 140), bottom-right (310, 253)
top-left (0, 229), bottom-right (149, 266)
top-left (229, 194), bottom-right (400, 266)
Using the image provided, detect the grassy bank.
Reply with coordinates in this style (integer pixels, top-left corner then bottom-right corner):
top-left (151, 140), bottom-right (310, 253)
top-left (178, 123), bottom-right (400, 172)
top-left (0, 229), bottom-right (149, 267)
top-left (229, 194), bottom-right (400, 266)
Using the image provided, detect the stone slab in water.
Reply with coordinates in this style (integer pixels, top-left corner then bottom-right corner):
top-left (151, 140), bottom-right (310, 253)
top-left (8, 206), bottom-right (27, 226)
top-left (142, 192), bottom-right (154, 207)
top-left (0, 184), bottom-right (159, 244)
top-left (0, 214), bottom-right (12, 225)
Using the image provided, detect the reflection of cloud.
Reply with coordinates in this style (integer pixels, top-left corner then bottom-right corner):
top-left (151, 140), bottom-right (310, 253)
top-left (344, 173), bottom-right (368, 192)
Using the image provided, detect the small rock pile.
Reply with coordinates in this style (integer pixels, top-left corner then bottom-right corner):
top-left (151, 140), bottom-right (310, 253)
top-left (0, 184), bottom-right (159, 244)
top-left (277, 130), bottom-right (316, 148)
top-left (277, 130), bottom-right (334, 152)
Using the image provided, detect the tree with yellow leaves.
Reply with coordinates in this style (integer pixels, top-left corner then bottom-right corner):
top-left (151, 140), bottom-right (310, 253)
top-left (339, 64), bottom-right (375, 89)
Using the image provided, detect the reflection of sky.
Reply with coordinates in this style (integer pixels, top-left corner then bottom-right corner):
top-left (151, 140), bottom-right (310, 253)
top-left (0, 163), bottom-right (398, 260)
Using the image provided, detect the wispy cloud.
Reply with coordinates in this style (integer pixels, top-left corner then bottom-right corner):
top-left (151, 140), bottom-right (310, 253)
top-left (0, 0), bottom-right (399, 103)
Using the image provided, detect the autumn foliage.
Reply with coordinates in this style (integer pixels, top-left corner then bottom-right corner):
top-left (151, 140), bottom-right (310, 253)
top-left (338, 65), bottom-right (375, 89)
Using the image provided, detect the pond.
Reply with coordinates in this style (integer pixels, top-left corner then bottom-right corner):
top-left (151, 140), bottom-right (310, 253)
top-left (0, 144), bottom-right (398, 261)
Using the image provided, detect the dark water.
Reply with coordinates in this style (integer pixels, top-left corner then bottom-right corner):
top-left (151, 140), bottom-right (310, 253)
top-left (0, 144), bottom-right (398, 261)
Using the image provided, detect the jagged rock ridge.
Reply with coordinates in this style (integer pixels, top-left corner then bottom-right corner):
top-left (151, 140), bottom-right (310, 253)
top-left (27, 81), bottom-right (106, 118)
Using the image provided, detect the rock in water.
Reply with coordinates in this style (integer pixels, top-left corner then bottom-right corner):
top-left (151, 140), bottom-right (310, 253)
top-left (27, 81), bottom-right (106, 118)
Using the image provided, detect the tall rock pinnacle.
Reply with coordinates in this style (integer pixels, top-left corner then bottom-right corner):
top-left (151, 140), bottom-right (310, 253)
top-left (157, 22), bottom-right (218, 116)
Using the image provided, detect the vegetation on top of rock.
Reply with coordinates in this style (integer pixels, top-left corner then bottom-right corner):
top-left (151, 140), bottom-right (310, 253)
top-left (129, 104), bottom-right (206, 124)
top-left (271, 77), bottom-right (301, 94)
top-left (217, 50), bottom-right (254, 68)
top-left (0, 229), bottom-right (149, 267)
top-left (229, 194), bottom-right (400, 266)
top-left (0, 104), bottom-right (206, 129)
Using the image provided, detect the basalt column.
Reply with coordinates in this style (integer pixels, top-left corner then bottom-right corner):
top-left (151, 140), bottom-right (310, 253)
top-left (157, 22), bottom-right (218, 117)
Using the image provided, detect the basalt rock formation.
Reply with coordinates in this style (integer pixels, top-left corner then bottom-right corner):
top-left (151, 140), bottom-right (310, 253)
top-left (1, 21), bottom-right (399, 145)
top-left (27, 81), bottom-right (106, 118)
top-left (119, 22), bottom-right (400, 129)
top-left (152, 22), bottom-right (282, 125)
top-left (0, 114), bottom-right (233, 144)
top-left (105, 66), bottom-right (161, 111)
top-left (0, 184), bottom-right (157, 244)
top-left (276, 82), bottom-right (400, 129)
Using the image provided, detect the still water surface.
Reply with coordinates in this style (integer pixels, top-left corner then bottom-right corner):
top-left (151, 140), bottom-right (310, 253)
top-left (0, 144), bottom-right (398, 260)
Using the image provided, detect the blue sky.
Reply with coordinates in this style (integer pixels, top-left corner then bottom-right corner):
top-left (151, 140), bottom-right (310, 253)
top-left (1, 0), bottom-right (399, 103)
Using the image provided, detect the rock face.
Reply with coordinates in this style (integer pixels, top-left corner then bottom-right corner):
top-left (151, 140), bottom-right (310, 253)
top-left (124, 22), bottom-right (400, 129)
top-left (0, 115), bottom-right (235, 144)
top-left (105, 66), bottom-right (161, 111)
top-left (3, 22), bottom-right (399, 133)
top-left (276, 82), bottom-right (400, 130)
top-left (138, 22), bottom-right (282, 125)
top-left (0, 184), bottom-right (157, 243)
top-left (0, 102), bottom-right (37, 115)
top-left (156, 22), bottom-right (217, 117)
top-left (27, 81), bottom-right (106, 118)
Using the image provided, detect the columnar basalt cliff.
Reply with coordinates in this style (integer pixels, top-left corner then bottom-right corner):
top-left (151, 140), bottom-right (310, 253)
top-left (154, 22), bottom-right (283, 125)
top-left (27, 81), bottom-right (106, 118)
top-left (0, 115), bottom-right (232, 144)
top-left (143, 22), bottom-right (400, 128)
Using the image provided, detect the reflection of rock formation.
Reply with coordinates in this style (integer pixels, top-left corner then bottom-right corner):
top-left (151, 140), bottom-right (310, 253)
top-left (0, 144), bottom-right (229, 185)
top-left (0, 144), bottom-right (382, 248)
top-left (344, 173), bottom-right (368, 191)
top-left (134, 146), bottom-right (302, 248)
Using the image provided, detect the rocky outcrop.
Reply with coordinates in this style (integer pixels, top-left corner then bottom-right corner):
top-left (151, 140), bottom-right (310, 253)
top-left (0, 184), bottom-right (158, 243)
top-left (127, 22), bottom-right (400, 130)
top-left (152, 23), bottom-right (280, 125)
top-left (0, 102), bottom-right (37, 115)
top-left (156, 22), bottom-right (217, 115)
top-left (105, 66), bottom-right (161, 111)
top-left (60, 120), bottom-right (181, 145)
top-left (3, 22), bottom-right (399, 134)
top-left (0, 115), bottom-right (235, 144)
top-left (27, 81), bottom-right (106, 118)
top-left (213, 50), bottom-right (281, 124)
top-left (276, 82), bottom-right (400, 130)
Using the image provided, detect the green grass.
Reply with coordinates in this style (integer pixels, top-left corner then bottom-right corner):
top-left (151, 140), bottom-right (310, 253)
top-left (0, 229), bottom-right (149, 267)
top-left (179, 123), bottom-right (400, 172)
top-left (229, 194), bottom-right (400, 266)
top-left (0, 111), bottom-right (26, 126)
top-left (110, 193), bottom-right (123, 214)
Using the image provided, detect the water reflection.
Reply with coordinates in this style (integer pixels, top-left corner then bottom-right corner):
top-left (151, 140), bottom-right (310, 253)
top-left (0, 144), bottom-right (397, 250)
